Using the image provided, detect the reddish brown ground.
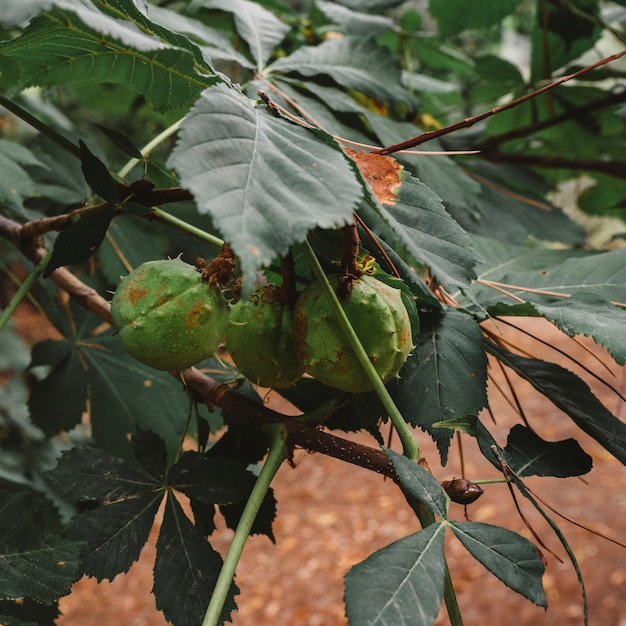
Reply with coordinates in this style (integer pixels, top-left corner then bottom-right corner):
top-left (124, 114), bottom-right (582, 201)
top-left (11, 303), bottom-right (626, 626)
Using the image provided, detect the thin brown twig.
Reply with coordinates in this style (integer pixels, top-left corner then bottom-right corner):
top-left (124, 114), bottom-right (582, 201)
top-left (373, 50), bottom-right (626, 156)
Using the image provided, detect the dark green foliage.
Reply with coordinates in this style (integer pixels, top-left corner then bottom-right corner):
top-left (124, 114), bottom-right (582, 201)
top-left (1, 0), bottom-right (626, 625)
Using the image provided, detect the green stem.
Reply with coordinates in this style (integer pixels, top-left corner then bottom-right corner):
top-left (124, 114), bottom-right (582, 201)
top-left (0, 96), bottom-right (81, 159)
top-left (152, 208), bottom-right (224, 248)
top-left (0, 252), bottom-right (51, 334)
top-left (202, 424), bottom-right (288, 626)
top-left (117, 118), bottom-right (184, 179)
top-left (300, 239), bottom-right (420, 460)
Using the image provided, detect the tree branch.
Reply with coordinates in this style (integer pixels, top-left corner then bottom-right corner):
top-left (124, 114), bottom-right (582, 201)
top-left (1, 212), bottom-right (399, 478)
top-left (374, 50), bottom-right (626, 156)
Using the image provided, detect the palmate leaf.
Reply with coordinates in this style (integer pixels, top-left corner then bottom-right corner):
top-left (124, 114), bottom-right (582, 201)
top-left (0, 1), bottom-right (217, 112)
top-left (194, 0), bottom-right (290, 70)
top-left (168, 84), bottom-right (362, 287)
top-left (486, 341), bottom-right (626, 466)
top-left (449, 521), bottom-right (547, 607)
top-left (267, 36), bottom-right (414, 104)
top-left (154, 493), bottom-right (238, 626)
top-left (344, 522), bottom-right (447, 626)
top-left (397, 308), bottom-right (488, 464)
top-left (0, 491), bottom-right (82, 604)
top-left (50, 443), bottom-right (163, 582)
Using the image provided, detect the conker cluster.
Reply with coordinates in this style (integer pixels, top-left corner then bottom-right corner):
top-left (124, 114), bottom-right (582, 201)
top-left (110, 260), bottom-right (413, 392)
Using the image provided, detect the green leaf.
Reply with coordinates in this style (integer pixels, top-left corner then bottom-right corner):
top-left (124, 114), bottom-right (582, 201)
top-left (531, 293), bottom-right (626, 366)
top-left (43, 206), bottom-right (116, 277)
top-left (486, 341), bottom-right (626, 466)
top-left (476, 422), bottom-right (589, 624)
top-left (195, 0), bottom-right (290, 70)
top-left (316, 1), bottom-right (394, 36)
top-left (429, 0), bottom-right (524, 36)
top-left (154, 493), bottom-right (238, 626)
top-left (148, 3), bottom-right (255, 69)
top-left (78, 140), bottom-right (119, 202)
top-left (169, 451), bottom-right (257, 505)
top-left (460, 235), bottom-right (626, 310)
top-left (397, 309), bottom-right (488, 464)
top-left (95, 124), bottom-right (143, 160)
top-left (0, 4), bottom-right (216, 112)
top-left (131, 429), bottom-right (168, 481)
top-left (168, 84), bottom-right (362, 285)
top-left (68, 493), bottom-right (162, 581)
top-left (81, 335), bottom-right (195, 460)
top-left (344, 522), bottom-right (447, 626)
top-left (383, 447), bottom-right (447, 518)
top-left (268, 36), bottom-right (413, 103)
top-left (28, 352), bottom-right (88, 437)
top-left (0, 491), bottom-right (82, 604)
top-left (449, 521), bottom-right (547, 607)
top-left (0, 140), bottom-right (46, 210)
top-left (379, 171), bottom-right (481, 290)
top-left (501, 424), bottom-right (593, 478)
top-left (332, 0), bottom-right (405, 10)
top-left (49, 446), bottom-right (161, 501)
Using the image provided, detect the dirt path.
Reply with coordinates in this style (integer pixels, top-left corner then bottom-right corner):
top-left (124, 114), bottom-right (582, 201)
top-left (53, 318), bottom-right (626, 625)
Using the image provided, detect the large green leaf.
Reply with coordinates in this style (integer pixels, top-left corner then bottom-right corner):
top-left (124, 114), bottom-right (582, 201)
top-left (0, 1), bottom-right (217, 111)
top-left (397, 309), bottom-right (488, 464)
top-left (193, 0), bottom-right (290, 70)
top-left (344, 522), bottom-right (447, 626)
top-left (486, 341), bottom-right (626, 466)
top-left (449, 521), bottom-right (547, 607)
top-left (0, 491), bottom-right (82, 604)
top-left (168, 84), bottom-right (362, 285)
top-left (154, 493), bottom-right (238, 626)
top-left (267, 36), bottom-right (413, 104)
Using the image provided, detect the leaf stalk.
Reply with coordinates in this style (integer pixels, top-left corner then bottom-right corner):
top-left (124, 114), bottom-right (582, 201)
top-left (201, 423), bottom-right (288, 626)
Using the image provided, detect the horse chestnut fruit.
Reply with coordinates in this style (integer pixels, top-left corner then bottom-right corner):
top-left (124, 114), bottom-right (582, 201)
top-left (110, 258), bottom-right (229, 371)
top-left (293, 275), bottom-right (413, 393)
top-left (226, 286), bottom-right (304, 388)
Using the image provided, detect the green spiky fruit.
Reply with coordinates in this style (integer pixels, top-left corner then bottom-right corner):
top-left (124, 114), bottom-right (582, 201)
top-left (292, 275), bottom-right (413, 393)
top-left (226, 285), bottom-right (304, 388)
top-left (110, 258), bottom-right (229, 371)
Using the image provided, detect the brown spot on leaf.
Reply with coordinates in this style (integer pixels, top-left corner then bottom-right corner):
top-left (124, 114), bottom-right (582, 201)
top-left (344, 148), bottom-right (403, 206)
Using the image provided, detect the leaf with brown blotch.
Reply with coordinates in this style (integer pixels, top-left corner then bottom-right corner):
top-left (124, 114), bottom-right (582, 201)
top-left (345, 148), bottom-right (402, 206)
